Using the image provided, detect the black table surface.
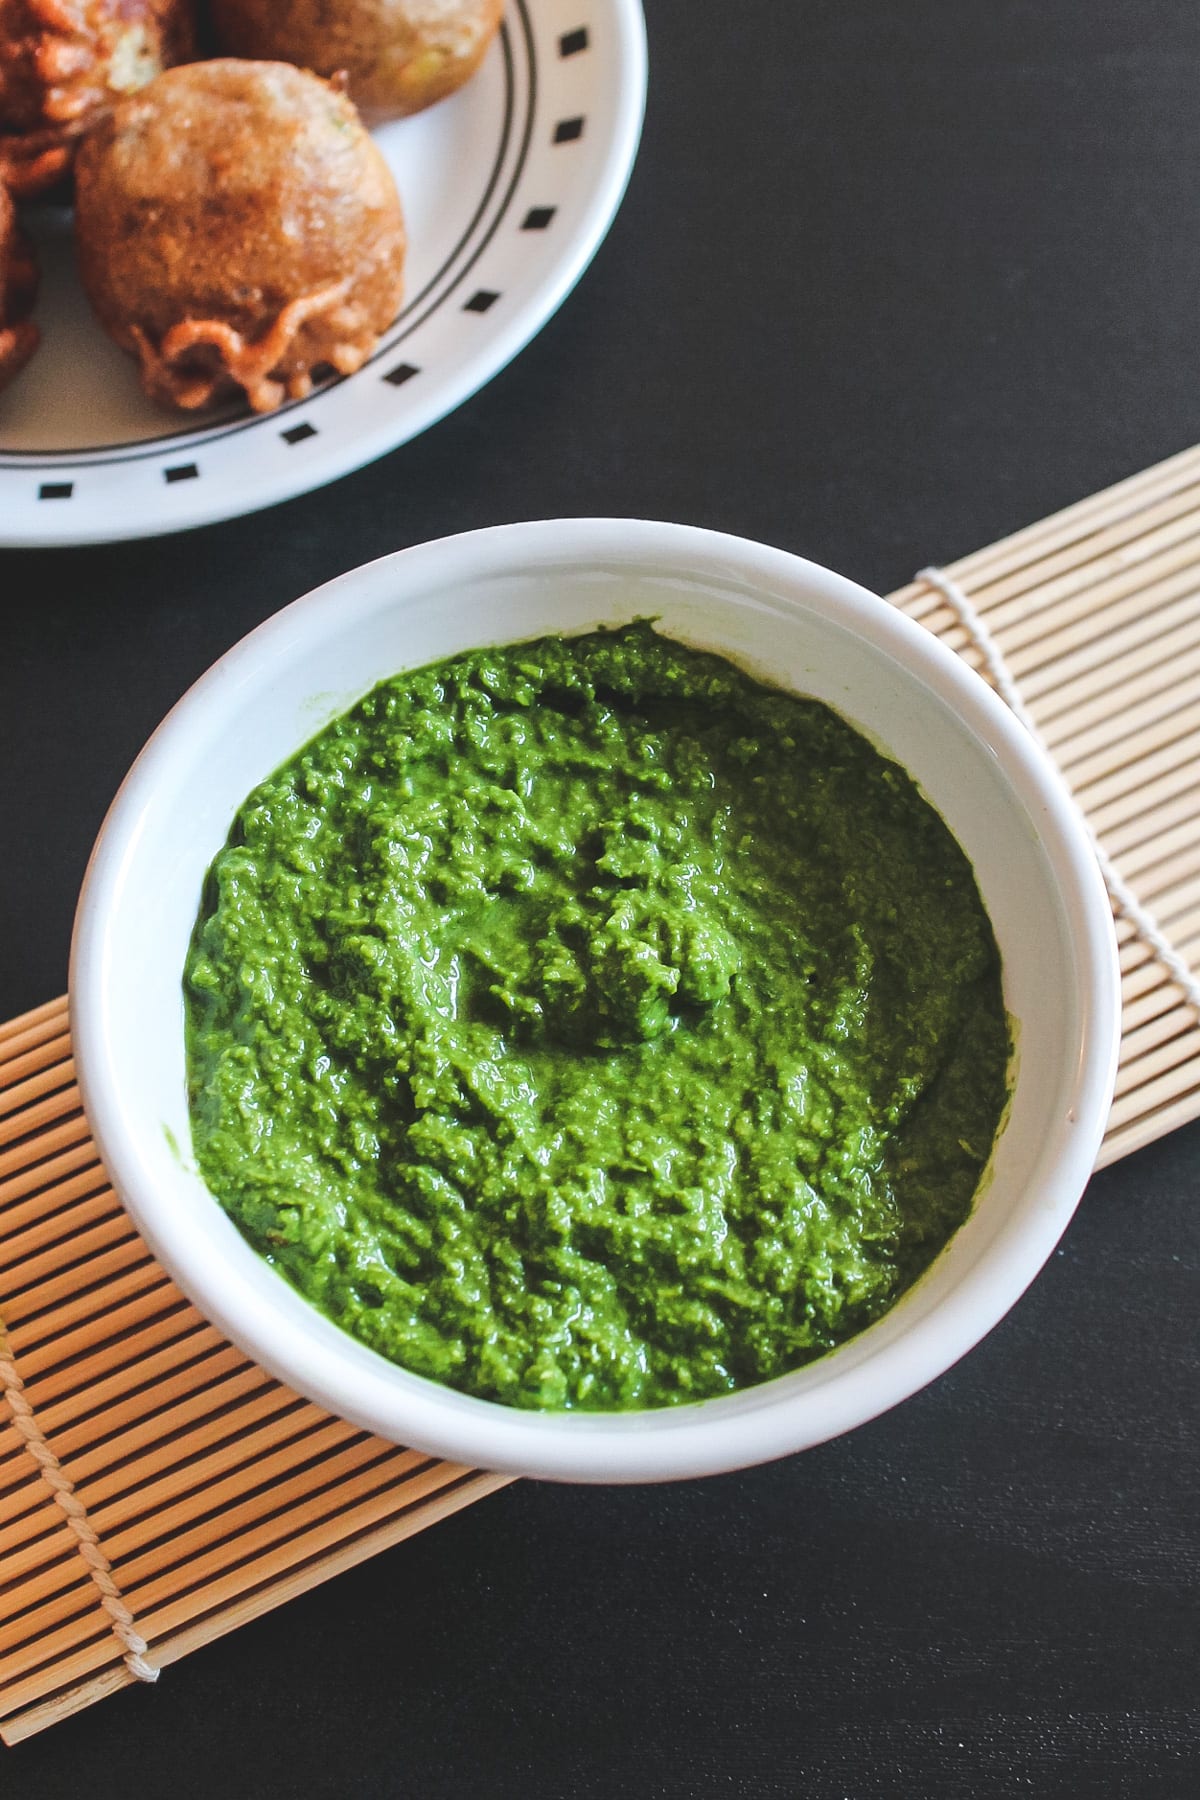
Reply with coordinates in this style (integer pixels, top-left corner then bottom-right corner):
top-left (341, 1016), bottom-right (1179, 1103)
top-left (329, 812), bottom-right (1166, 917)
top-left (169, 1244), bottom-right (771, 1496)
top-left (4, 2), bottom-right (1199, 1794)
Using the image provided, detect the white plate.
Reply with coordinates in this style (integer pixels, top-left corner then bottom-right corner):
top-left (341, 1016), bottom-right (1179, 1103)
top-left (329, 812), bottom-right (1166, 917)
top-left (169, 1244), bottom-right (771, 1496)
top-left (0, 0), bottom-right (646, 547)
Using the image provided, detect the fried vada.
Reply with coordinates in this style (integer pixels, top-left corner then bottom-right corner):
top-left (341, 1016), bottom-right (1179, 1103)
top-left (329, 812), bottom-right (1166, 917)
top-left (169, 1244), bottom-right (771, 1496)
top-left (210, 0), bottom-right (504, 121)
top-left (0, 180), bottom-right (39, 389)
top-left (74, 59), bottom-right (407, 413)
top-left (0, 0), bottom-right (194, 198)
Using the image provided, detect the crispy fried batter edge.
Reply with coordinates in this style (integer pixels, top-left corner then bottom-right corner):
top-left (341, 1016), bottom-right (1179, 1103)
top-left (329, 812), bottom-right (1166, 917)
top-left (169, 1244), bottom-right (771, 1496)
top-left (125, 278), bottom-right (392, 414)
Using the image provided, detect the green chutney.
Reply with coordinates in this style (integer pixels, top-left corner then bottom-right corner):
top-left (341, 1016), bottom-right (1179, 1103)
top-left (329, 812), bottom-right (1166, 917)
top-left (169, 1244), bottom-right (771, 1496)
top-left (185, 624), bottom-right (1010, 1411)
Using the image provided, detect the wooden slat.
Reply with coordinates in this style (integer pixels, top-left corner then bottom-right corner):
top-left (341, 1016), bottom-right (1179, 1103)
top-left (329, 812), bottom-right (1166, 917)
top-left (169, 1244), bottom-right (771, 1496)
top-left (0, 1137), bottom-right (100, 1209)
top-left (0, 1032), bottom-right (73, 1091)
top-left (0, 1114), bottom-right (92, 1185)
top-left (0, 1186), bottom-right (126, 1272)
top-left (0, 1081), bottom-right (82, 1145)
top-left (0, 999), bottom-right (69, 1057)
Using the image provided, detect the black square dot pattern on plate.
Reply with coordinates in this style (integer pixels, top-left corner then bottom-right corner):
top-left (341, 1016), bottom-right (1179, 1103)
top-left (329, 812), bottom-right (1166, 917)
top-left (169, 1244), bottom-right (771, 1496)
top-left (1, 0), bottom-right (643, 546)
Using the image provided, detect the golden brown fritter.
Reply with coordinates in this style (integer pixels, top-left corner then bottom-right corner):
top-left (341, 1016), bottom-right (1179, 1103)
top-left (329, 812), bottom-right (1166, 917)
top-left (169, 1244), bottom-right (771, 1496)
top-left (74, 59), bottom-right (407, 413)
top-left (0, 180), bottom-right (39, 389)
top-left (0, 0), bottom-right (194, 198)
top-left (210, 0), bottom-right (504, 121)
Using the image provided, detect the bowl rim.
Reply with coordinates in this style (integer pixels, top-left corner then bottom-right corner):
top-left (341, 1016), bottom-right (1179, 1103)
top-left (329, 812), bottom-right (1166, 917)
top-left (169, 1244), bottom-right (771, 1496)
top-left (70, 518), bottom-right (1122, 1482)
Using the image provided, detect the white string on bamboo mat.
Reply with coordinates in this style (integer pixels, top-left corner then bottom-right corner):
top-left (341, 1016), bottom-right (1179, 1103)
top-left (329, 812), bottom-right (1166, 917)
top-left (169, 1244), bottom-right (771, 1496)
top-left (916, 566), bottom-right (1200, 1015)
top-left (0, 1318), bottom-right (159, 1684)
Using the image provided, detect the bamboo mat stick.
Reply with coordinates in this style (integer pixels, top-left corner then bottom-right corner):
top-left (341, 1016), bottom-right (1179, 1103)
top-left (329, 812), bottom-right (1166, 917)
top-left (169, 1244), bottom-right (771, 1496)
top-left (1114, 1029), bottom-right (1200, 1101)
top-left (1, 1072), bottom-right (77, 1125)
top-left (998, 558), bottom-right (1200, 675)
top-left (1100, 1085), bottom-right (1200, 1165)
top-left (1107, 1057), bottom-right (1200, 1131)
top-left (39, 1340), bottom-right (248, 1455)
top-left (3, 1515), bottom-right (93, 1590)
top-left (1049, 670), bottom-right (1200, 770)
top-left (1, 1580), bottom-right (101, 1654)
top-left (0, 999), bottom-right (69, 1054)
top-left (1041, 644), bottom-right (1200, 750)
top-left (1093, 766), bottom-right (1200, 840)
top-left (1138, 864), bottom-right (1200, 919)
top-left (9, 1268), bottom-right (175, 1363)
top-left (20, 1310), bottom-right (213, 1415)
top-left (3, 1218), bottom-right (140, 1318)
top-left (1072, 733), bottom-right (1197, 815)
top-left (1119, 936), bottom-right (1161, 977)
top-left (0, 1137), bottom-right (99, 1208)
top-left (2, 1188), bottom-right (127, 1268)
top-left (0, 1036), bottom-right (71, 1087)
top-left (1116, 1008), bottom-right (1199, 1072)
top-left (0, 1085), bottom-right (81, 1145)
top-left (1108, 810), bottom-right (1200, 878)
top-left (1061, 694), bottom-right (1200, 789)
top-left (1, 1525), bottom-right (81, 1593)
top-left (5, 1233), bottom-right (148, 1333)
top-left (105, 1439), bottom-right (418, 1580)
top-left (1136, 865), bottom-right (1200, 925)
top-left (12, 1285), bottom-right (183, 1382)
top-left (88, 1413), bottom-right (363, 1546)
top-left (57, 1362), bottom-right (280, 1483)
top-left (70, 1396), bottom-right (319, 1524)
top-left (1123, 980), bottom-right (1196, 1035)
top-left (1023, 585), bottom-right (1200, 708)
top-left (0, 1115), bottom-right (92, 1184)
top-left (1, 1181), bottom-right (115, 1253)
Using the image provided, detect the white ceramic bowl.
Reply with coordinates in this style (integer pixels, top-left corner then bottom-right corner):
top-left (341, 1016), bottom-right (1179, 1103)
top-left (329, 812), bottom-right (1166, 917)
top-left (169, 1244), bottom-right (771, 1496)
top-left (70, 520), bottom-right (1121, 1483)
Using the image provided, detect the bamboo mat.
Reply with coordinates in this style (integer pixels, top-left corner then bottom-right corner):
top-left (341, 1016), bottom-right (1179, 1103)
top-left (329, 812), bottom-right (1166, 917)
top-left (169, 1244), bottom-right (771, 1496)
top-left (5, 444), bottom-right (1200, 1745)
top-left (891, 440), bottom-right (1200, 1167)
top-left (0, 996), bottom-right (514, 1746)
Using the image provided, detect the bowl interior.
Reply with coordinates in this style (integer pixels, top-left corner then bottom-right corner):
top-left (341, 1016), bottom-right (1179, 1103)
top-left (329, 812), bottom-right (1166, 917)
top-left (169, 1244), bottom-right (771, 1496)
top-left (71, 521), bottom-right (1119, 1481)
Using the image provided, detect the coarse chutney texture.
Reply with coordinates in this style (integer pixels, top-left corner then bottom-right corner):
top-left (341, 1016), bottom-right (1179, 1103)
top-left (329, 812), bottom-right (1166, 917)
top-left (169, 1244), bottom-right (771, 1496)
top-left (185, 624), bottom-right (1011, 1410)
